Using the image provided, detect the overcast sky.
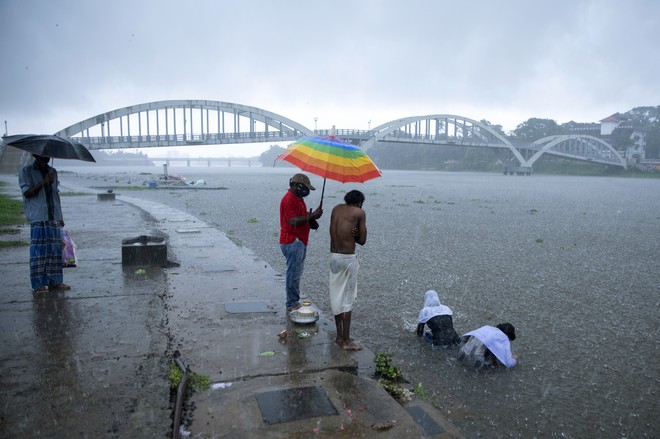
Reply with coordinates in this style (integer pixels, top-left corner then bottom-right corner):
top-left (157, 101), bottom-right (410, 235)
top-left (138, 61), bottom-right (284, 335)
top-left (1, 0), bottom-right (659, 156)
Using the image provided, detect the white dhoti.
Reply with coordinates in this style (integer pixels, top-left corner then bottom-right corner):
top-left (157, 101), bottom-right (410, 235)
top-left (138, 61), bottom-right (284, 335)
top-left (329, 253), bottom-right (359, 315)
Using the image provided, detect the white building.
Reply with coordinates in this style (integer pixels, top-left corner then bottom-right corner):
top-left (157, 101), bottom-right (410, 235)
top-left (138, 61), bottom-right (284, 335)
top-left (599, 113), bottom-right (646, 163)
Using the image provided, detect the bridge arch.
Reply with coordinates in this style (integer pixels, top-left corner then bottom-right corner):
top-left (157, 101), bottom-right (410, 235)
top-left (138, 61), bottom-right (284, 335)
top-left (55, 99), bottom-right (314, 150)
top-left (527, 135), bottom-right (626, 168)
top-left (41, 102), bottom-right (625, 170)
top-left (360, 114), bottom-right (526, 165)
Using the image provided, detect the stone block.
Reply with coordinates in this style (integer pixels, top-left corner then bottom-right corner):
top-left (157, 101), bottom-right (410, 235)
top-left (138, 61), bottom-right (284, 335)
top-left (121, 235), bottom-right (167, 266)
top-left (98, 190), bottom-right (116, 201)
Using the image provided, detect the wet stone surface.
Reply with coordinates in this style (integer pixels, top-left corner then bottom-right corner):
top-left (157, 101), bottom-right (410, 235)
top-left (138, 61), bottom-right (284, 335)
top-left (224, 301), bottom-right (271, 313)
top-left (200, 263), bottom-right (235, 272)
top-left (255, 385), bottom-right (338, 425)
top-left (406, 405), bottom-right (446, 436)
top-left (0, 182), bottom-right (171, 438)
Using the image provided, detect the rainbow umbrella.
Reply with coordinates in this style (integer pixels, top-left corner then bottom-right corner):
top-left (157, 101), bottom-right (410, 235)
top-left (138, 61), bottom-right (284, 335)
top-left (276, 135), bottom-right (382, 205)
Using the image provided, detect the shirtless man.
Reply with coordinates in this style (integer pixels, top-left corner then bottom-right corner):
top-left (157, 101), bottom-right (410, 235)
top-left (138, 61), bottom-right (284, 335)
top-left (329, 190), bottom-right (367, 350)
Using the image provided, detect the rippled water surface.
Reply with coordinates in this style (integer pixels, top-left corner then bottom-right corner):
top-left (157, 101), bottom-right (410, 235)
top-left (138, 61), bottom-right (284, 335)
top-left (64, 165), bottom-right (660, 439)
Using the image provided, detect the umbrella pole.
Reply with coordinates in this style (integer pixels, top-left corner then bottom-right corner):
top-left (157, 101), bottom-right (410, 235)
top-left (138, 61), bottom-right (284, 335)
top-left (320, 178), bottom-right (326, 208)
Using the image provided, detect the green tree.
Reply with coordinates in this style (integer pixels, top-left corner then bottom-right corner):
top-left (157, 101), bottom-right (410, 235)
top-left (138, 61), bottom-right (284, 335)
top-left (463, 146), bottom-right (499, 171)
top-left (512, 118), bottom-right (565, 143)
top-left (622, 106), bottom-right (660, 159)
top-left (624, 106), bottom-right (660, 126)
top-left (479, 119), bottom-right (507, 137)
top-left (610, 127), bottom-right (635, 150)
top-left (646, 128), bottom-right (660, 159)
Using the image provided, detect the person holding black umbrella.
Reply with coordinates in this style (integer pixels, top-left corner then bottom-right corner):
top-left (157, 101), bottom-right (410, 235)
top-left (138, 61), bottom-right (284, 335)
top-left (18, 154), bottom-right (71, 293)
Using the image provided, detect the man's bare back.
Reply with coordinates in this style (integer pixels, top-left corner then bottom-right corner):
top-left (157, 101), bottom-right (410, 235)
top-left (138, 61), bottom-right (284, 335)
top-left (330, 203), bottom-right (366, 254)
top-left (328, 190), bottom-right (367, 351)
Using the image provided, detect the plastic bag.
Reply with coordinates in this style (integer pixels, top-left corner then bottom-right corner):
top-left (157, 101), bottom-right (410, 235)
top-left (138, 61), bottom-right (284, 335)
top-left (62, 229), bottom-right (78, 267)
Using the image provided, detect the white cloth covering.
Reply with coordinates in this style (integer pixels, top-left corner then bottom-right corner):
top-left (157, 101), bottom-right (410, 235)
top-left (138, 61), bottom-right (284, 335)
top-left (417, 290), bottom-right (453, 324)
top-left (463, 325), bottom-right (517, 368)
top-left (458, 336), bottom-right (491, 368)
top-left (329, 253), bottom-right (358, 315)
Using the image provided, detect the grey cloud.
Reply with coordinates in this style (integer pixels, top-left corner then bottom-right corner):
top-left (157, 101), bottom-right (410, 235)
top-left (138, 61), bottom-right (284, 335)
top-left (1, 0), bottom-right (658, 134)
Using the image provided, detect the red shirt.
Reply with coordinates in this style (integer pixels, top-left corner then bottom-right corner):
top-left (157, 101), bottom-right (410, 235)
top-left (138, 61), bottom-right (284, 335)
top-left (279, 190), bottom-right (310, 245)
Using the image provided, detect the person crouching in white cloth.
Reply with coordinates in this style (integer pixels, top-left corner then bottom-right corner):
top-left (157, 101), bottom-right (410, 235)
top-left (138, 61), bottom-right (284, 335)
top-left (329, 190), bottom-right (367, 351)
top-left (458, 323), bottom-right (519, 368)
top-left (416, 290), bottom-right (461, 348)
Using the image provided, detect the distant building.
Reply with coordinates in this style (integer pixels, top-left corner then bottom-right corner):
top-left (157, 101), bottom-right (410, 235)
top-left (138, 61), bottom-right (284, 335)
top-left (563, 113), bottom-right (648, 165)
top-left (599, 113), bottom-right (622, 136)
top-left (564, 120), bottom-right (600, 136)
top-left (598, 113), bottom-right (647, 164)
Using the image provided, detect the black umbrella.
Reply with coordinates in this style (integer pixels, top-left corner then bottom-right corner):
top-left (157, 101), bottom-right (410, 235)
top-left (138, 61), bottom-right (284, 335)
top-left (2, 134), bottom-right (96, 162)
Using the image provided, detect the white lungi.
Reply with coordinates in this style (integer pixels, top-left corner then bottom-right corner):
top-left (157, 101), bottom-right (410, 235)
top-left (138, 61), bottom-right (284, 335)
top-left (329, 253), bottom-right (359, 315)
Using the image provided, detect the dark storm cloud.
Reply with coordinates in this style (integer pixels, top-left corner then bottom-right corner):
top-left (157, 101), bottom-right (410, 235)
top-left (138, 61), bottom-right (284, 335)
top-left (1, 0), bottom-right (658, 135)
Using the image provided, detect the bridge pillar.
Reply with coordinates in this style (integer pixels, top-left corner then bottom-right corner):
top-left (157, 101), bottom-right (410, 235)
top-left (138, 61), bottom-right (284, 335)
top-left (186, 160), bottom-right (190, 167)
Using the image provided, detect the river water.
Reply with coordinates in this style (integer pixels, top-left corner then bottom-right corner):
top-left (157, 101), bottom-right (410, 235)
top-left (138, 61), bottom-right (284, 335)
top-left (60, 165), bottom-right (659, 439)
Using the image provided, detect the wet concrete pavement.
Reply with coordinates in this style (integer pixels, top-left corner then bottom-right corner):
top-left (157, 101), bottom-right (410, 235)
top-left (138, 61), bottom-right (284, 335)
top-left (0, 174), bottom-right (463, 438)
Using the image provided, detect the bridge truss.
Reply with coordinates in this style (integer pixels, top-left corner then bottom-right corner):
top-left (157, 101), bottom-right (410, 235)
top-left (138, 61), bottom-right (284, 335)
top-left (47, 100), bottom-right (625, 170)
top-left (523, 135), bottom-right (626, 168)
top-left (357, 115), bottom-right (625, 169)
top-left (56, 100), bottom-right (314, 152)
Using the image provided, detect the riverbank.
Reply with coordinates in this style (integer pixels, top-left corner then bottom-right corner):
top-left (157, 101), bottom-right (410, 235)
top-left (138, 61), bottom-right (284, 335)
top-left (0, 173), bottom-right (464, 438)
top-left (50, 166), bottom-right (660, 439)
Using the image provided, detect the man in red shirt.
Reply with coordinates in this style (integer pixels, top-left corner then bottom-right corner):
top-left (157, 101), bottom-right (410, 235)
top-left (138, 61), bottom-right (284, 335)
top-left (280, 173), bottom-right (323, 312)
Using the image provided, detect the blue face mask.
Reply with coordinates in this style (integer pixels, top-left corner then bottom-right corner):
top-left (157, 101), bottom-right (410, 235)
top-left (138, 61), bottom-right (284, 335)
top-left (295, 184), bottom-right (310, 198)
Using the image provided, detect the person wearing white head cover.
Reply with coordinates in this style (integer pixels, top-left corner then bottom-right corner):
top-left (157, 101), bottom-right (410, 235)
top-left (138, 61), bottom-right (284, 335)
top-left (416, 290), bottom-right (461, 347)
top-left (458, 323), bottom-right (519, 369)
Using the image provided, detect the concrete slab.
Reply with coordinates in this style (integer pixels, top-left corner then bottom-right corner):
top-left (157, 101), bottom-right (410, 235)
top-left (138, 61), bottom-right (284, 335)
top-left (224, 301), bottom-right (270, 313)
top-left (121, 235), bottom-right (167, 266)
top-left (256, 385), bottom-right (339, 425)
top-left (97, 192), bottom-right (116, 201)
top-left (201, 263), bottom-right (236, 272)
top-left (166, 319), bottom-right (358, 383)
top-left (403, 399), bottom-right (465, 438)
top-left (190, 369), bottom-right (450, 438)
top-left (406, 405), bottom-right (446, 435)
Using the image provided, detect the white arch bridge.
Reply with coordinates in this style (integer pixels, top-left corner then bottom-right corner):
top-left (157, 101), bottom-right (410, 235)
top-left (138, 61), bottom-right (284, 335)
top-left (56, 99), bottom-right (626, 171)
